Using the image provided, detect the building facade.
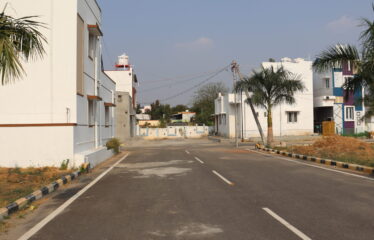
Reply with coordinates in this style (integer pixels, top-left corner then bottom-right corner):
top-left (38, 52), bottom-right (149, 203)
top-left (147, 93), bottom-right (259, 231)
top-left (313, 61), bottom-right (374, 134)
top-left (170, 112), bottom-right (196, 124)
top-left (0, 0), bottom-right (116, 167)
top-left (214, 58), bottom-right (314, 139)
top-left (105, 54), bottom-right (138, 141)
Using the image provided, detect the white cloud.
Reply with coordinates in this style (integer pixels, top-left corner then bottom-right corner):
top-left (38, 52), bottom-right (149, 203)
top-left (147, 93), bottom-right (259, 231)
top-left (326, 16), bottom-right (358, 32)
top-left (175, 37), bottom-right (214, 49)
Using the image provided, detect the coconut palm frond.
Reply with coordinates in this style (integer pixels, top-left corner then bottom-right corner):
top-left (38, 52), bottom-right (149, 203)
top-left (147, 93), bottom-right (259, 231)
top-left (0, 10), bottom-right (46, 85)
top-left (313, 44), bottom-right (360, 73)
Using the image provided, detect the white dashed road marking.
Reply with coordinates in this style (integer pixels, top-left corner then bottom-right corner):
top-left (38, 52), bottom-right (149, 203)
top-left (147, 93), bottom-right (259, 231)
top-left (212, 170), bottom-right (234, 186)
top-left (194, 157), bottom-right (204, 164)
top-left (263, 208), bottom-right (312, 240)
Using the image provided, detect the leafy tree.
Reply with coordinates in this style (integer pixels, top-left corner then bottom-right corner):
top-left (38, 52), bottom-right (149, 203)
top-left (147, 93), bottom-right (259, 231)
top-left (312, 4), bottom-right (374, 118)
top-left (235, 66), bottom-right (304, 146)
top-left (135, 104), bottom-right (142, 114)
top-left (149, 100), bottom-right (171, 122)
top-left (191, 82), bottom-right (228, 125)
top-left (171, 104), bottom-right (189, 114)
top-left (0, 7), bottom-right (46, 85)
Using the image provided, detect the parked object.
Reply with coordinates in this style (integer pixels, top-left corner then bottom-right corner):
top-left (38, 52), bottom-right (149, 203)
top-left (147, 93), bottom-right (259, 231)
top-left (322, 121), bottom-right (335, 136)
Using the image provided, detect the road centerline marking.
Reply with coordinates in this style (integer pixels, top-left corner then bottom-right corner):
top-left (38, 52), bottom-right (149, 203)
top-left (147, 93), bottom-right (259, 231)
top-left (185, 150), bottom-right (190, 154)
top-left (194, 157), bottom-right (204, 164)
top-left (18, 153), bottom-right (130, 240)
top-left (246, 149), bottom-right (374, 182)
top-left (263, 207), bottom-right (312, 240)
top-left (212, 170), bottom-right (234, 186)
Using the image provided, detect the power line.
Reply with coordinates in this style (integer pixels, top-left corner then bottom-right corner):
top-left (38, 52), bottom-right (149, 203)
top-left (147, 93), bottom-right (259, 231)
top-left (142, 67), bottom-right (226, 84)
top-left (154, 64), bottom-right (230, 103)
top-left (139, 67), bottom-right (228, 93)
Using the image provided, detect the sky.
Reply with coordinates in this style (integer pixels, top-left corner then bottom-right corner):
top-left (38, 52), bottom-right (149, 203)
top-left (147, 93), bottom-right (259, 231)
top-left (97, 0), bottom-right (373, 106)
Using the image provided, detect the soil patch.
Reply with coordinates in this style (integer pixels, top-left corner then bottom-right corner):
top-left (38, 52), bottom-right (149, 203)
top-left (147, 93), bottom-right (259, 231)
top-left (290, 136), bottom-right (374, 167)
top-left (0, 167), bottom-right (72, 208)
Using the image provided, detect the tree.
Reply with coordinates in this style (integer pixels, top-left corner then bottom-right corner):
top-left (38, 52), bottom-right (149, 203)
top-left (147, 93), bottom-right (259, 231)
top-left (235, 66), bottom-right (304, 146)
top-left (312, 4), bottom-right (374, 118)
top-left (0, 6), bottom-right (46, 85)
top-left (149, 100), bottom-right (171, 122)
top-left (171, 104), bottom-right (189, 114)
top-left (191, 82), bottom-right (228, 125)
top-left (135, 104), bottom-right (142, 114)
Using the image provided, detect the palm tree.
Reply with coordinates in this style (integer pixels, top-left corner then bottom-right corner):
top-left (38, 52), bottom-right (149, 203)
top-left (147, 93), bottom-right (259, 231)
top-left (235, 66), bottom-right (304, 146)
top-left (313, 4), bottom-right (374, 118)
top-left (0, 5), bottom-right (46, 85)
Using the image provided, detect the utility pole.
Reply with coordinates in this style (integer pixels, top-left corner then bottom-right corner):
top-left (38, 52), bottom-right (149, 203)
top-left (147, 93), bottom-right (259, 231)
top-left (231, 61), bottom-right (239, 148)
top-left (231, 61), bottom-right (265, 145)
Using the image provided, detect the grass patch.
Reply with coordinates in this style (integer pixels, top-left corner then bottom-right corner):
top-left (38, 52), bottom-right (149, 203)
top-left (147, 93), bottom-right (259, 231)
top-left (0, 167), bottom-right (73, 208)
top-left (289, 135), bottom-right (374, 167)
top-left (341, 131), bottom-right (371, 139)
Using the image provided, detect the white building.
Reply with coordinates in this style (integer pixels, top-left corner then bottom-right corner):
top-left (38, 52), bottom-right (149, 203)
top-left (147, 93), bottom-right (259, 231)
top-left (170, 111), bottom-right (196, 124)
top-left (214, 58), bottom-right (314, 139)
top-left (0, 0), bottom-right (116, 167)
top-left (105, 54), bottom-right (138, 141)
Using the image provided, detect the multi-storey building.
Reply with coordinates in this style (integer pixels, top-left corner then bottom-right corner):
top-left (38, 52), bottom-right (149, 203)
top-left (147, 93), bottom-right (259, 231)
top-left (0, 0), bottom-right (116, 167)
top-left (313, 61), bottom-right (374, 134)
top-left (105, 54), bottom-right (138, 142)
top-left (214, 58), bottom-right (314, 139)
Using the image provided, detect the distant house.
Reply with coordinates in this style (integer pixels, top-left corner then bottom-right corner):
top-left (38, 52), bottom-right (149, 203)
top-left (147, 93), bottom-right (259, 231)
top-left (105, 54), bottom-right (138, 142)
top-left (313, 61), bottom-right (374, 134)
top-left (214, 58), bottom-right (314, 138)
top-left (170, 111), bottom-right (196, 124)
top-left (140, 105), bottom-right (151, 114)
top-left (136, 114), bottom-right (151, 121)
top-left (0, 0), bottom-right (116, 167)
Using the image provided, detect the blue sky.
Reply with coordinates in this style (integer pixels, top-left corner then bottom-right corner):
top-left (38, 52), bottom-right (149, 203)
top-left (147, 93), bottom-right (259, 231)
top-left (98, 0), bottom-right (373, 106)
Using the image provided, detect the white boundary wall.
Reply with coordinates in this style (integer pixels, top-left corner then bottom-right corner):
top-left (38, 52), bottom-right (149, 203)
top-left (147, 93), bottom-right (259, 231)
top-left (137, 126), bottom-right (210, 139)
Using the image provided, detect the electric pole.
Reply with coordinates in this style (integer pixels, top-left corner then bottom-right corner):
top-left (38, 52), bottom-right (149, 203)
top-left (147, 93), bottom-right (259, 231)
top-left (231, 61), bottom-right (239, 148)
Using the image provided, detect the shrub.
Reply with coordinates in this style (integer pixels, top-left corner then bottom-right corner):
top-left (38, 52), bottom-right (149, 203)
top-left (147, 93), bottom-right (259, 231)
top-left (106, 138), bottom-right (121, 154)
top-left (60, 159), bottom-right (69, 170)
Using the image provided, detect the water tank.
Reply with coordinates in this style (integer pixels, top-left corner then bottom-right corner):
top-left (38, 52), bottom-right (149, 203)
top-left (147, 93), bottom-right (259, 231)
top-left (116, 54), bottom-right (129, 67)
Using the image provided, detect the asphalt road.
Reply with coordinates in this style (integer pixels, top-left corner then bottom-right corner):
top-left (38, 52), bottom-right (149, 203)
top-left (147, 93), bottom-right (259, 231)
top-left (7, 139), bottom-right (374, 239)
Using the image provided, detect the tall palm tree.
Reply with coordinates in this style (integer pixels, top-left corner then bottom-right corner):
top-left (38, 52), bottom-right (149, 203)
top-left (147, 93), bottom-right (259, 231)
top-left (0, 5), bottom-right (46, 85)
top-left (313, 4), bottom-right (374, 118)
top-left (235, 66), bottom-right (304, 146)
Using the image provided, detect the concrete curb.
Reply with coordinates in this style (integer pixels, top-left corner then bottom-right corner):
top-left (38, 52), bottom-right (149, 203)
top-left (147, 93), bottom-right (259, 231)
top-left (0, 163), bottom-right (90, 221)
top-left (254, 144), bottom-right (374, 176)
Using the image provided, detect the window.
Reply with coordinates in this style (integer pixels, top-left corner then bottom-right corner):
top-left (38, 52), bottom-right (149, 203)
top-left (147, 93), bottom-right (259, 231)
top-left (77, 15), bottom-right (84, 94)
top-left (105, 106), bottom-right (110, 126)
top-left (345, 106), bottom-right (354, 121)
top-left (324, 78), bottom-right (330, 88)
top-left (287, 111), bottom-right (298, 123)
top-left (88, 100), bottom-right (95, 126)
top-left (88, 34), bottom-right (97, 59)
